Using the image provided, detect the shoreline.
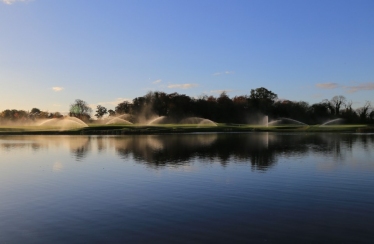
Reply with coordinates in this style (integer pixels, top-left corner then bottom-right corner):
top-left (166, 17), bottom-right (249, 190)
top-left (0, 124), bottom-right (373, 135)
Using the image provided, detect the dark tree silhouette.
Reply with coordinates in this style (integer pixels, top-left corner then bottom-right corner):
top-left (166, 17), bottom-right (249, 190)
top-left (108, 109), bottom-right (116, 117)
top-left (330, 95), bottom-right (346, 116)
top-left (95, 105), bottom-right (108, 119)
top-left (115, 101), bottom-right (132, 114)
top-left (30, 108), bottom-right (41, 114)
top-left (249, 87), bottom-right (278, 115)
top-left (356, 101), bottom-right (371, 123)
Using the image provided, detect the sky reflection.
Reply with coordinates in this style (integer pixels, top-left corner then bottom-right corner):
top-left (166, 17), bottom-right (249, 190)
top-left (1, 133), bottom-right (374, 243)
top-left (0, 133), bottom-right (373, 172)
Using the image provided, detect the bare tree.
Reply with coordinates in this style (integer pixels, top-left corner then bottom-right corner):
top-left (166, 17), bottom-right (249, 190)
top-left (330, 95), bottom-right (346, 116)
top-left (322, 99), bottom-right (335, 115)
top-left (369, 110), bottom-right (374, 121)
top-left (356, 101), bottom-right (371, 122)
top-left (344, 100), bottom-right (353, 111)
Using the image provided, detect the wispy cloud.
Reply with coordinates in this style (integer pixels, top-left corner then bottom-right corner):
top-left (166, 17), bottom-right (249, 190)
top-left (52, 87), bottom-right (64, 92)
top-left (316, 82), bottom-right (340, 89)
top-left (212, 71), bottom-right (235, 76)
top-left (167, 83), bottom-right (198, 89)
top-left (152, 79), bottom-right (162, 84)
top-left (2, 0), bottom-right (31, 5)
top-left (345, 82), bottom-right (374, 93)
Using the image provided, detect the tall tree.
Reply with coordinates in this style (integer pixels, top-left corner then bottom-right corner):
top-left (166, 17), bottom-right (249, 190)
top-left (341, 101), bottom-right (358, 123)
top-left (152, 91), bottom-right (169, 116)
top-left (108, 109), bottom-right (116, 117)
top-left (249, 87), bottom-right (278, 115)
top-left (330, 95), bottom-right (346, 116)
top-left (30, 108), bottom-right (41, 114)
top-left (115, 101), bottom-right (132, 114)
top-left (69, 99), bottom-right (92, 121)
top-left (217, 92), bottom-right (234, 122)
top-left (249, 87), bottom-right (277, 101)
top-left (95, 105), bottom-right (108, 119)
top-left (356, 101), bottom-right (371, 122)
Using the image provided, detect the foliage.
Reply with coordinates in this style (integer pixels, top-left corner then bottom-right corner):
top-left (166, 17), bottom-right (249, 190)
top-left (0, 109), bottom-right (28, 121)
top-left (69, 99), bottom-right (92, 121)
top-left (108, 89), bottom-right (371, 125)
top-left (1, 89), bottom-right (373, 125)
top-left (30, 108), bottom-right (41, 115)
top-left (95, 105), bottom-right (108, 119)
top-left (115, 101), bottom-right (132, 114)
top-left (108, 109), bottom-right (116, 117)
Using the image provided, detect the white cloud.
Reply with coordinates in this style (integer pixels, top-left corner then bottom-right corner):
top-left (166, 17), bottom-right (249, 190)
top-left (2, 0), bottom-right (31, 5)
top-left (212, 71), bottom-right (235, 76)
top-left (167, 83), bottom-right (198, 89)
top-left (52, 87), bottom-right (64, 92)
top-left (316, 83), bottom-right (339, 89)
top-left (345, 82), bottom-right (374, 93)
top-left (153, 79), bottom-right (162, 84)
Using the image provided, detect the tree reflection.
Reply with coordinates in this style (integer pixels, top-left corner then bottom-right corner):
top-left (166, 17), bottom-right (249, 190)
top-left (1, 134), bottom-right (373, 171)
top-left (69, 137), bottom-right (91, 161)
top-left (113, 134), bottom-right (218, 167)
top-left (112, 133), bottom-right (374, 171)
top-left (113, 133), bottom-right (292, 170)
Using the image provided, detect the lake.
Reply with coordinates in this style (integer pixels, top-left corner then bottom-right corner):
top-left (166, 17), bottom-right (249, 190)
top-left (1, 133), bottom-right (374, 243)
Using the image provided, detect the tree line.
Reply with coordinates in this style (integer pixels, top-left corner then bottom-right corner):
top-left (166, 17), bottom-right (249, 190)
top-left (1, 87), bottom-right (373, 124)
top-left (98, 87), bottom-right (373, 124)
top-left (0, 108), bottom-right (63, 124)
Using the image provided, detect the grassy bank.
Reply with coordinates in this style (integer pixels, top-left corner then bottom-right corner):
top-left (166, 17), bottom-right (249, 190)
top-left (0, 124), bottom-right (373, 135)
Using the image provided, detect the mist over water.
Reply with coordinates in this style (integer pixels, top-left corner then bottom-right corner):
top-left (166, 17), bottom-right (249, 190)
top-left (1, 133), bottom-right (374, 243)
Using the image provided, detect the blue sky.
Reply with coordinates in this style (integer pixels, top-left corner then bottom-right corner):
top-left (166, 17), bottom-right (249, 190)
top-left (1, 0), bottom-right (373, 113)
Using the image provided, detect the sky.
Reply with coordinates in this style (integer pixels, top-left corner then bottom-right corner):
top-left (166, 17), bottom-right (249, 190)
top-left (1, 0), bottom-right (373, 113)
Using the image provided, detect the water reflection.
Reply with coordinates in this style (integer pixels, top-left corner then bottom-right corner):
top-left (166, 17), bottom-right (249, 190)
top-left (68, 137), bottom-right (91, 160)
top-left (0, 133), bottom-right (373, 171)
top-left (113, 134), bottom-right (219, 167)
top-left (0, 136), bottom-right (92, 157)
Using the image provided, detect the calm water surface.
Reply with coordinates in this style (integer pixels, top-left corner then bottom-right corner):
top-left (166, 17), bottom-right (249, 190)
top-left (0, 133), bottom-right (374, 243)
